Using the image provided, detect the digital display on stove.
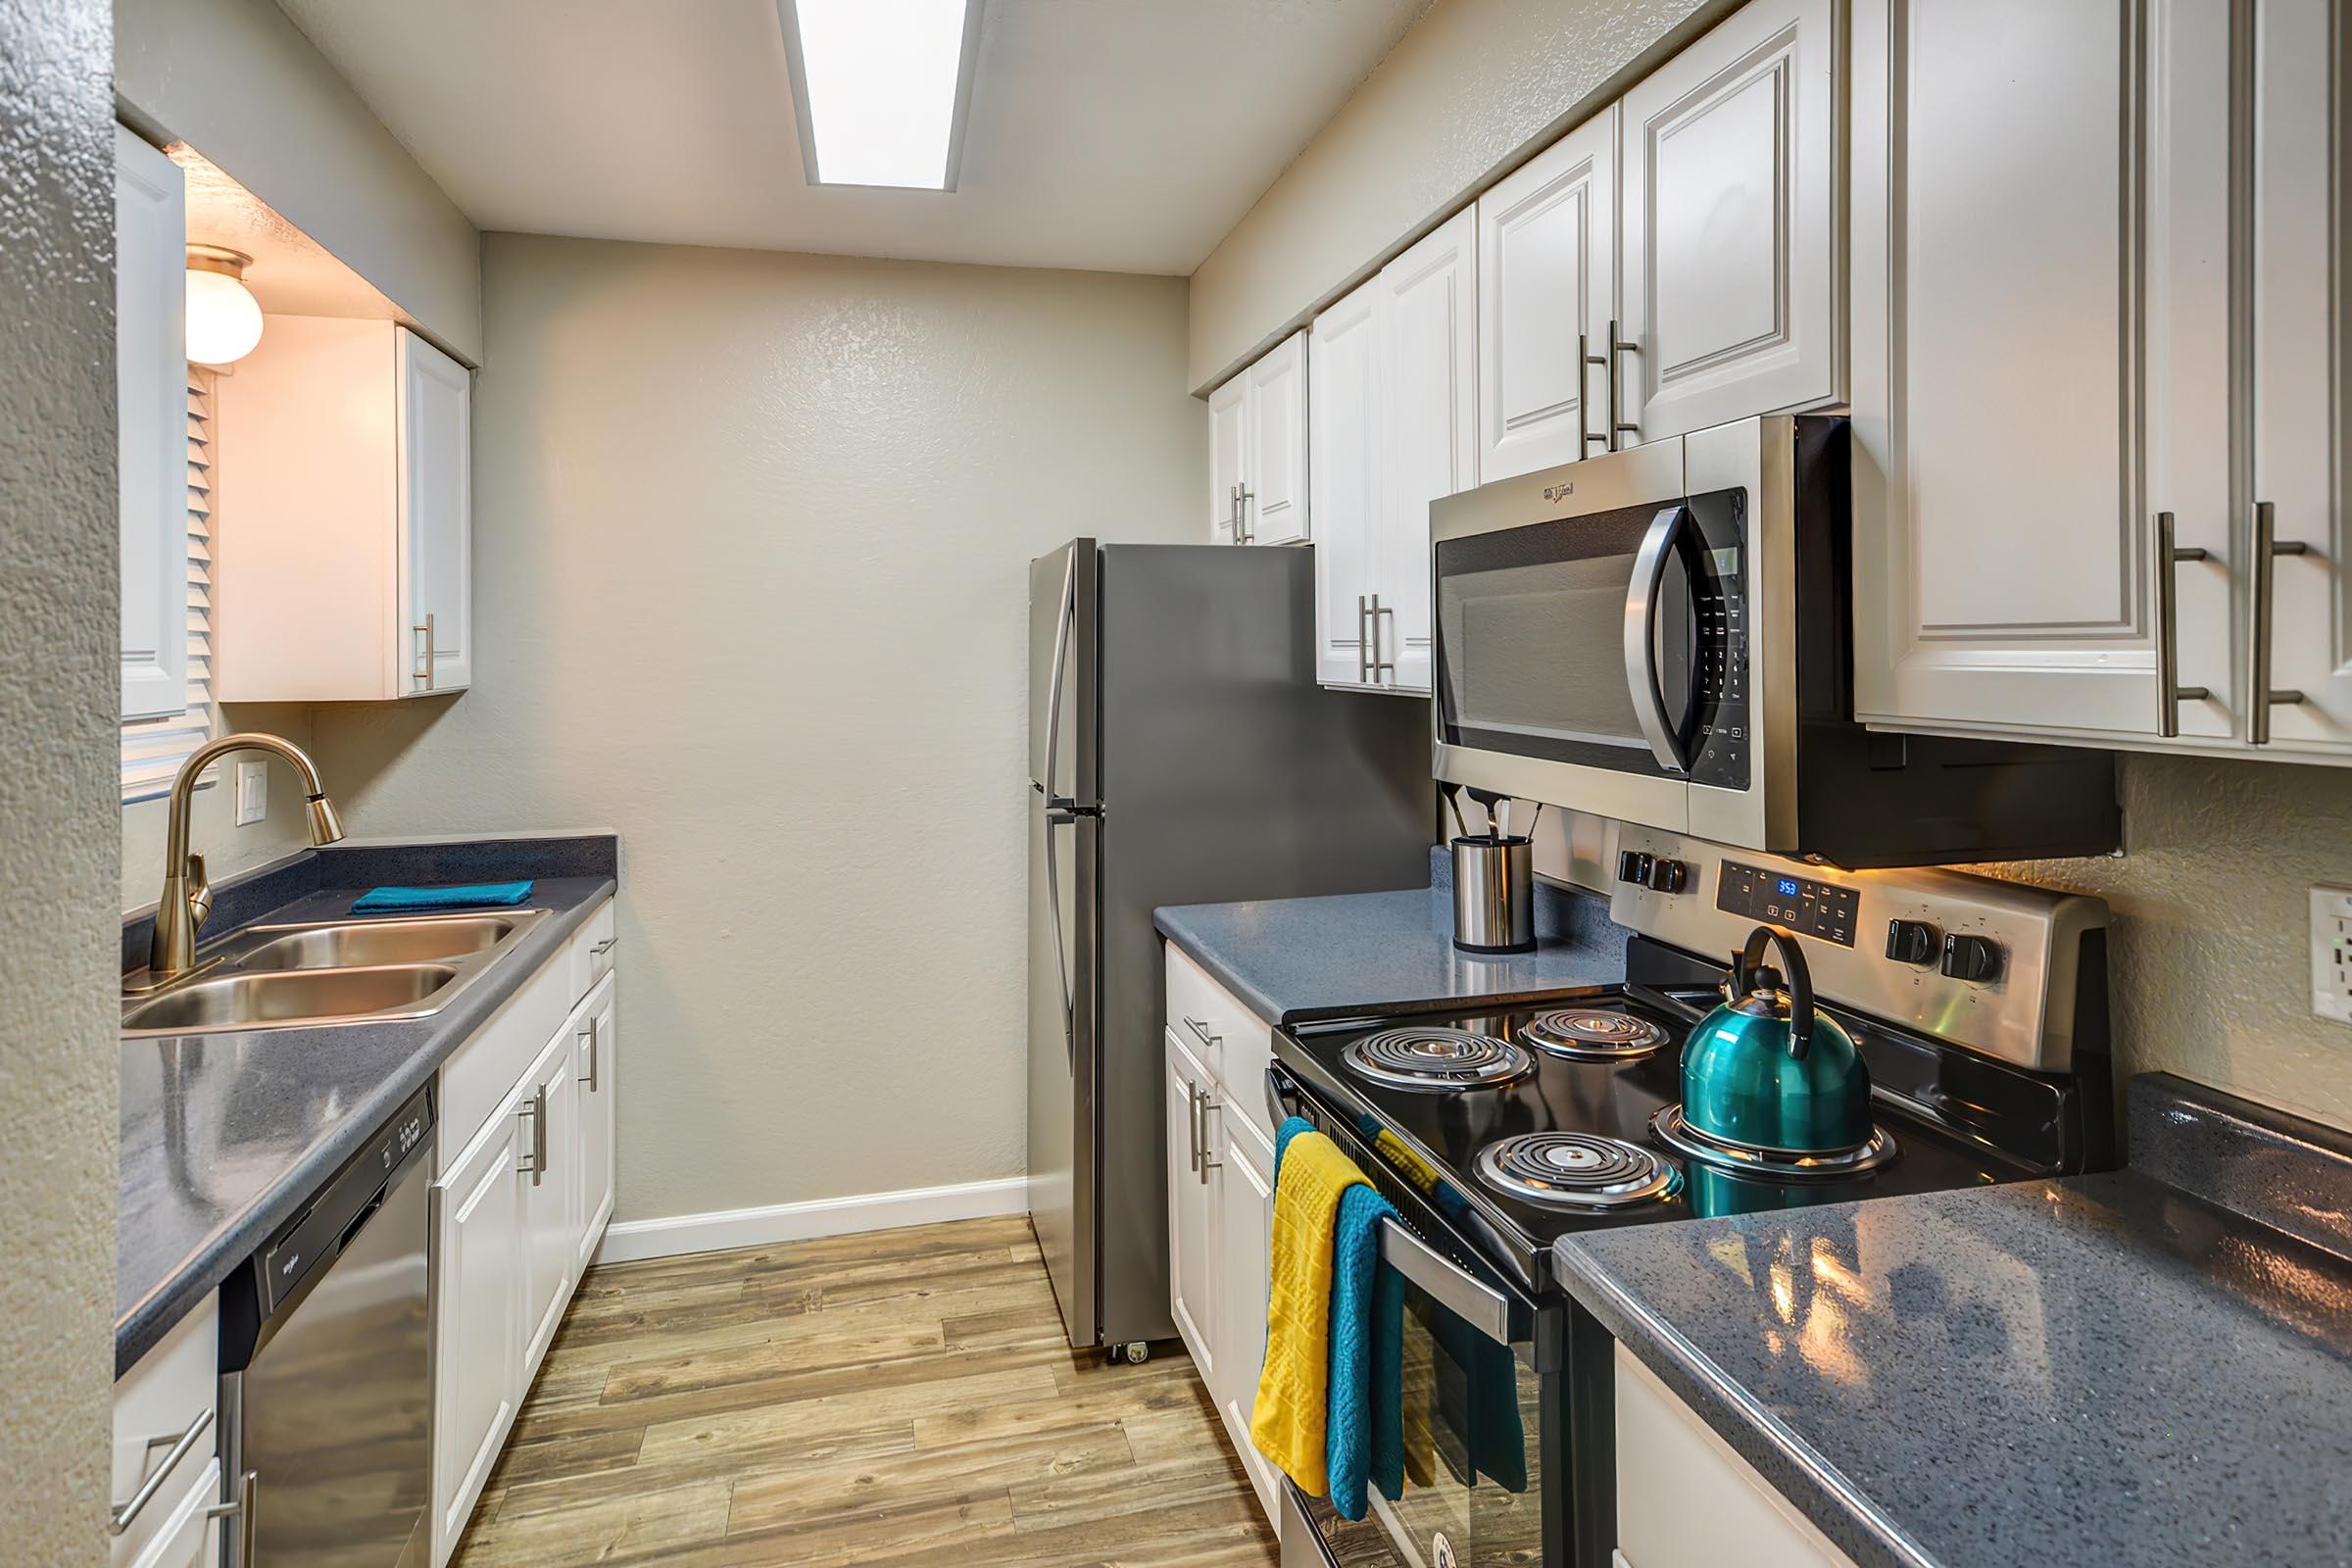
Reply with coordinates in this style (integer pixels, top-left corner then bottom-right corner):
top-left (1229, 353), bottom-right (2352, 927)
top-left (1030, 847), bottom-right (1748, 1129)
top-left (1717, 860), bottom-right (1859, 947)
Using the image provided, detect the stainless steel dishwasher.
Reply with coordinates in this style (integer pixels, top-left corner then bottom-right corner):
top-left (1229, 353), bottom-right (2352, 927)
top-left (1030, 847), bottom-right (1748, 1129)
top-left (218, 1085), bottom-right (434, 1568)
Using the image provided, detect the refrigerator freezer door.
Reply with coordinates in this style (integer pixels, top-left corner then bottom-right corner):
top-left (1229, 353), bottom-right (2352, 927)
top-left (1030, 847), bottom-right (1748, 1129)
top-left (1027, 798), bottom-right (1098, 1348)
top-left (1028, 542), bottom-right (1097, 806)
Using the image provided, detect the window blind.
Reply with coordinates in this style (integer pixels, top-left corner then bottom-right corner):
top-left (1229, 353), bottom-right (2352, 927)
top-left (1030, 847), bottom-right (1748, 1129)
top-left (121, 366), bottom-right (217, 801)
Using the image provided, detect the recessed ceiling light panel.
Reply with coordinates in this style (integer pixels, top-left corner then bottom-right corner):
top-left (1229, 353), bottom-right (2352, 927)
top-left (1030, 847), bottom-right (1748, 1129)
top-left (780, 0), bottom-right (984, 191)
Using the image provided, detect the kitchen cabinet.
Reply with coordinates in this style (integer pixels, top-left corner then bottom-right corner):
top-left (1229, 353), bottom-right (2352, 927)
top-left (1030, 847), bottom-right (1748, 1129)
top-left (1206, 329), bottom-right (1311, 546)
top-left (216, 318), bottom-right (472, 702)
top-left (1161, 944), bottom-right (1280, 1529)
top-left (429, 903), bottom-right (619, 1565)
top-left (1310, 209), bottom-right (1475, 694)
top-left (1618, 0), bottom-right (1840, 448)
top-left (115, 125), bottom-right (190, 721)
top-left (574, 970), bottom-right (619, 1273)
top-left (1615, 1346), bottom-right (1856, 1568)
top-left (1850, 0), bottom-right (2351, 762)
top-left (111, 1298), bottom-right (221, 1568)
top-left (1477, 109), bottom-right (1617, 480)
top-left (1165, 1027), bottom-right (1219, 1385)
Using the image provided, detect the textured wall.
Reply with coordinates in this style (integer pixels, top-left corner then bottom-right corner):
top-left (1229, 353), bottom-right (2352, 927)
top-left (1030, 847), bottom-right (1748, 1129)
top-left (0, 0), bottom-right (122, 1552)
top-left (310, 234), bottom-right (1203, 1224)
top-left (121, 703), bottom-right (318, 911)
top-left (114, 0), bottom-right (482, 361)
top-left (1187, 0), bottom-right (1732, 389)
top-left (1979, 754), bottom-right (2352, 1135)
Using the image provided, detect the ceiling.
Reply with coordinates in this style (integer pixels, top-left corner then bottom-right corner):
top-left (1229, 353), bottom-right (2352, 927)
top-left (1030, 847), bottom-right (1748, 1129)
top-left (273, 0), bottom-right (1430, 276)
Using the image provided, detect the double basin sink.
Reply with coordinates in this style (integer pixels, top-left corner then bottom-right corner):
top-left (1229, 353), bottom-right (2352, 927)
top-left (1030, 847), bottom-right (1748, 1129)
top-left (122, 909), bottom-right (550, 1037)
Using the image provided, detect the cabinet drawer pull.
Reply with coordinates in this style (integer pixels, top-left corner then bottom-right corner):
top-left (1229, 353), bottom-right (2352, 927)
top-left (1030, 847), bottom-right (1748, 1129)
top-left (1605, 318), bottom-right (1640, 447)
top-left (1196, 1086), bottom-right (1221, 1184)
top-left (1370, 599), bottom-right (1396, 682)
top-left (2154, 511), bottom-right (2212, 737)
top-left (2249, 500), bottom-right (2309, 746)
top-left (590, 936), bottom-right (617, 956)
top-left (412, 612), bottom-right (436, 692)
top-left (517, 1086), bottom-right (548, 1183)
top-left (1181, 1014), bottom-right (1220, 1052)
top-left (109, 1406), bottom-right (215, 1535)
top-left (207, 1468), bottom-right (258, 1568)
top-left (578, 1016), bottom-right (600, 1092)
top-left (1185, 1081), bottom-right (1202, 1175)
top-left (1579, 331), bottom-right (1610, 455)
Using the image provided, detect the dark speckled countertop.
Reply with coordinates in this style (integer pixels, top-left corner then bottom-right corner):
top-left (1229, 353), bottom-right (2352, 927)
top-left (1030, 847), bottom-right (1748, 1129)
top-left (1154, 848), bottom-right (1629, 1023)
top-left (1555, 1074), bottom-right (2352, 1568)
top-left (117, 835), bottom-right (617, 1372)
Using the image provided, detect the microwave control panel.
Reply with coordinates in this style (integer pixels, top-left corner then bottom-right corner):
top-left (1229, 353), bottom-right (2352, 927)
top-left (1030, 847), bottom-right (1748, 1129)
top-left (1684, 491), bottom-right (1749, 792)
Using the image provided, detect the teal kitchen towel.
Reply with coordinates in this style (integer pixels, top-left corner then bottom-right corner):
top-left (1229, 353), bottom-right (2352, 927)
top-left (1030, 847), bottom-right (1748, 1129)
top-left (352, 880), bottom-right (534, 912)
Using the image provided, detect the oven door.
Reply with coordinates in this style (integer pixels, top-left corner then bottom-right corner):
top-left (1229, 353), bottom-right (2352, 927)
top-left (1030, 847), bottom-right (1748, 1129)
top-left (1268, 1067), bottom-right (1564, 1568)
top-left (1430, 427), bottom-right (1763, 843)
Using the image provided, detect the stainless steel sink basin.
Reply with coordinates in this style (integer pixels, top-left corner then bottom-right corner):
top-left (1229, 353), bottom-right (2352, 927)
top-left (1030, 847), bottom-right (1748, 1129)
top-left (122, 907), bottom-right (550, 1037)
top-left (122, 964), bottom-right (461, 1035)
top-left (231, 915), bottom-right (523, 971)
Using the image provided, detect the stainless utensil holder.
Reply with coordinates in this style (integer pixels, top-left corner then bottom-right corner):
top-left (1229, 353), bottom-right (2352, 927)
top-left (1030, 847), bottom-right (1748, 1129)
top-left (1452, 836), bottom-right (1535, 955)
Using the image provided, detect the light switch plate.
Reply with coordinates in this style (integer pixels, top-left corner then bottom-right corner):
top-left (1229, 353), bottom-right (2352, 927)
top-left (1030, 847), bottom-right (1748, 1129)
top-left (2313, 886), bottom-right (2352, 1025)
top-left (235, 760), bottom-right (267, 827)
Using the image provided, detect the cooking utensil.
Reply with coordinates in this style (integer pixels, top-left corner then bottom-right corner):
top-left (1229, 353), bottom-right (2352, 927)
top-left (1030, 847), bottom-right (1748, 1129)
top-left (1679, 925), bottom-right (1874, 1153)
top-left (1442, 782), bottom-right (1471, 841)
top-left (1464, 786), bottom-right (1508, 841)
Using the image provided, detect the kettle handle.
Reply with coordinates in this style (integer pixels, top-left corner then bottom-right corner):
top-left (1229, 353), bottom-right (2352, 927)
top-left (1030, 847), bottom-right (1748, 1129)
top-left (1735, 925), bottom-right (1817, 1060)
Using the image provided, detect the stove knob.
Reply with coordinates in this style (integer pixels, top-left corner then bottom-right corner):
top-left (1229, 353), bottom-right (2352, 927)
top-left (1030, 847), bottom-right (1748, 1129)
top-left (1885, 918), bottom-right (1939, 966)
top-left (1940, 933), bottom-right (2003, 984)
top-left (1644, 858), bottom-right (1689, 894)
top-left (1617, 851), bottom-right (1653, 886)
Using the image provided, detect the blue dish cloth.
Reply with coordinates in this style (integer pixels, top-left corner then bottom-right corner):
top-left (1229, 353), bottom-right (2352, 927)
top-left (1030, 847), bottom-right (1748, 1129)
top-left (1274, 1115), bottom-right (1406, 1523)
top-left (351, 880), bottom-right (534, 912)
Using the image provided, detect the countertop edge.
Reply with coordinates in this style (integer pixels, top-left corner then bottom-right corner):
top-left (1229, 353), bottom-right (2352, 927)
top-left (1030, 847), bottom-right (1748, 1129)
top-left (113, 874), bottom-right (617, 1372)
top-left (1153, 913), bottom-right (1288, 1025)
top-left (1554, 1237), bottom-right (1942, 1568)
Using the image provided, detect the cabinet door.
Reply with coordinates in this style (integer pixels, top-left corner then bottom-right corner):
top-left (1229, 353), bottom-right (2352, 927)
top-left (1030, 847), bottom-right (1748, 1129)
top-left (1621, 0), bottom-right (1838, 446)
top-left (1477, 109), bottom-right (1616, 480)
top-left (573, 971), bottom-right (618, 1273)
top-left (1209, 372), bottom-right (1250, 543)
top-left (1164, 1031), bottom-right (1217, 1382)
top-left (1850, 0), bottom-right (2159, 738)
top-left (1378, 208), bottom-right (1477, 694)
top-left (430, 1111), bottom-right (525, 1560)
top-left (1311, 278), bottom-right (1382, 687)
top-left (398, 327), bottom-right (473, 695)
top-left (1246, 330), bottom-right (1311, 546)
top-left (2250, 0), bottom-right (2352, 756)
top-left (124, 1458), bottom-right (222, 1568)
top-left (521, 1029), bottom-right (579, 1375)
top-left (1216, 1112), bottom-right (1280, 1527)
top-left (116, 126), bottom-right (190, 721)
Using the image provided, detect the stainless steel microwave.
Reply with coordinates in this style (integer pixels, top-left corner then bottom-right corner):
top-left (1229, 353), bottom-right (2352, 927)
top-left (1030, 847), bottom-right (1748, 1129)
top-left (1430, 415), bottom-right (2121, 866)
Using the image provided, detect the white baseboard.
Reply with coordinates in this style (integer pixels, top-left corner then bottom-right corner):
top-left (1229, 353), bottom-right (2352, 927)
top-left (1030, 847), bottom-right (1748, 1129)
top-left (592, 1175), bottom-right (1030, 1265)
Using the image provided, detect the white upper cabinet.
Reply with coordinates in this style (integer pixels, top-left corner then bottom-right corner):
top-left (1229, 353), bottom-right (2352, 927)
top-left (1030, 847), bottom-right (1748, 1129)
top-left (1376, 208), bottom-right (1477, 693)
top-left (1310, 277), bottom-right (1382, 687)
top-left (115, 126), bottom-right (190, 721)
top-left (1619, 0), bottom-right (1840, 446)
top-left (1245, 331), bottom-right (1312, 545)
top-left (1850, 0), bottom-right (2149, 738)
top-left (1477, 109), bottom-right (1618, 479)
top-left (2248, 0), bottom-right (2352, 757)
top-left (1208, 372), bottom-right (1249, 544)
top-left (217, 319), bottom-right (473, 703)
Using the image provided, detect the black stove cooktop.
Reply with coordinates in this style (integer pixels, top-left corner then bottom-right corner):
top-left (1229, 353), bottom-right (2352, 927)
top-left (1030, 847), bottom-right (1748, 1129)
top-left (1272, 975), bottom-right (2083, 1294)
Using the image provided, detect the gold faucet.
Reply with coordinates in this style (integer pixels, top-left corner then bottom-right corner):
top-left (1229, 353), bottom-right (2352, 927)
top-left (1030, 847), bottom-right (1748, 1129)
top-left (148, 733), bottom-right (347, 980)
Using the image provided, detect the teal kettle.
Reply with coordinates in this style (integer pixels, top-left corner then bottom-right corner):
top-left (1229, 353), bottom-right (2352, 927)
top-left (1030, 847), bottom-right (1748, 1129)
top-left (1680, 926), bottom-right (1874, 1154)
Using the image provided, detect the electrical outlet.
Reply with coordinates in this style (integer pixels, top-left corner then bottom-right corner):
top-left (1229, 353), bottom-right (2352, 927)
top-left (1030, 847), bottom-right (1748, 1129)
top-left (2313, 886), bottom-right (2352, 1025)
top-left (235, 760), bottom-right (268, 827)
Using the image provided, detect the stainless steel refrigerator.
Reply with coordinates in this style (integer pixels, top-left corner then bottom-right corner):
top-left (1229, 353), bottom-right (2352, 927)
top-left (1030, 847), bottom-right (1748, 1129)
top-left (1027, 539), bottom-right (1433, 1354)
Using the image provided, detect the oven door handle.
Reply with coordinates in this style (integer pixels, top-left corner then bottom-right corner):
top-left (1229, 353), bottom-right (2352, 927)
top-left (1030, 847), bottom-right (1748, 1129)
top-left (1624, 503), bottom-right (1693, 775)
top-left (1263, 1065), bottom-right (1517, 1346)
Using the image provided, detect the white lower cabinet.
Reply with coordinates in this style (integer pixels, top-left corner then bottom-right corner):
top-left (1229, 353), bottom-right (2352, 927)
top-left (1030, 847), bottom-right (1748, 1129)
top-left (429, 902), bottom-right (620, 1565)
top-left (111, 1298), bottom-right (220, 1568)
top-left (1162, 945), bottom-right (1280, 1529)
top-left (1614, 1347), bottom-right (1855, 1568)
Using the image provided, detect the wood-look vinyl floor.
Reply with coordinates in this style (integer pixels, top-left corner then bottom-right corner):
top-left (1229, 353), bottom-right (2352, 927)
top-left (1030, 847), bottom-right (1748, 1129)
top-left (451, 1215), bottom-right (1280, 1567)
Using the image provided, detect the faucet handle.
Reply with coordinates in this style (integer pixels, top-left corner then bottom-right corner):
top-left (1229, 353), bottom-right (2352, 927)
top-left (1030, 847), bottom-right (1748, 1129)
top-left (185, 853), bottom-right (214, 934)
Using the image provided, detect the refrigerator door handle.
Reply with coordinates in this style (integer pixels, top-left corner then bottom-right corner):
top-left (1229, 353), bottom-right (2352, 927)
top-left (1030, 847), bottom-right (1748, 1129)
top-left (1041, 547), bottom-right (1078, 806)
top-left (1045, 807), bottom-right (1076, 1068)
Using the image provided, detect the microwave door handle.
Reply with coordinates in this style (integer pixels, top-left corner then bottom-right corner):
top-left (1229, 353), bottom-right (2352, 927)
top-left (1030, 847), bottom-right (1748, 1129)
top-left (1624, 504), bottom-right (1693, 774)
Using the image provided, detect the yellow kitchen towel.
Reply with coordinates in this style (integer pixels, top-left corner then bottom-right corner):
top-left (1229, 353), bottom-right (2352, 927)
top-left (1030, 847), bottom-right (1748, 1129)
top-left (1250, 1126), bottom-right (1369, 1496)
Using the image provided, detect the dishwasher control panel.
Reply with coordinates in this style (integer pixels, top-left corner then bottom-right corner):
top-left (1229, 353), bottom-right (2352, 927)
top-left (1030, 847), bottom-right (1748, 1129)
top-left (257, 1084), bottom-right (435, 1317)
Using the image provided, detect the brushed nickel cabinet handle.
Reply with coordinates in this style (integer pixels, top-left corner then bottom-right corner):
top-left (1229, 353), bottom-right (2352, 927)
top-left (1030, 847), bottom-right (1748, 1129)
top-left (1606, 318), bottom-right (1639, 448)
top-left (1182, 1015), bottom-right (1220, 1053)
top-left (578, 1016), bottom-right (599, 1092)
top-left (2155, 511), bottom-right (2211, 737)
top-left (1238, 483), bottom-right (1255, 546)
top-left (108, 1407), bottom-right (216, 1535)
top-left (2250, 500), bottom-right (2309, 745)
top-left (590, 937), bottom-right (617, 956)
top-left (207, 1467), bottom-right (258, 1568)
top-left (517, 1087), bottom-right (547, 1183)
top-left (1371, 599), bottom-right (1397, 683)
top-left (1196, 1087), bottom-right (1221, 1183)
top-left (1185, 1081), bottom-right (1202, 1174)
top-left (1579, 330), bottom-right (1609, 454)
top-left (412, 612), bottom-right (435, 691)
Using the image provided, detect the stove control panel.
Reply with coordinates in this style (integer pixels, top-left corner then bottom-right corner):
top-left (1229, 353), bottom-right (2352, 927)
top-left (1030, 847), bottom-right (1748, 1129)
top-left (1607, 827), bottom-right (2107, 1072)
